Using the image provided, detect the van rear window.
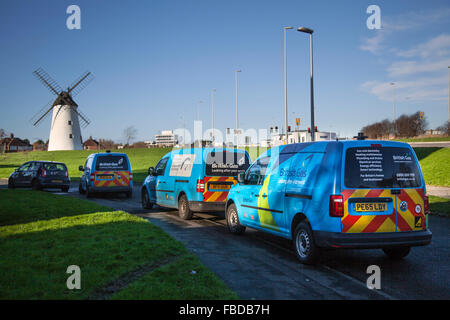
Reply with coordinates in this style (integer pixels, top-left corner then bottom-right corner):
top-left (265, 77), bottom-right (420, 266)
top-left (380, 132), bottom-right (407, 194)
top-left (205, 151), bottom-right (250, 177)
top-left (95, 156), bottom-right (128, 171)
top-left (345, 147), bottom-right (421, 188)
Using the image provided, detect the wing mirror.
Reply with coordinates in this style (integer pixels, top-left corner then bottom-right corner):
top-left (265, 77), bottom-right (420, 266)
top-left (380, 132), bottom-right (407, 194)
top-left (78, 165), bottom-right (84, 172)
top-left (237, 172), bottom-right (246, 184)
top-left (148, 167), bottom-right (155, 176)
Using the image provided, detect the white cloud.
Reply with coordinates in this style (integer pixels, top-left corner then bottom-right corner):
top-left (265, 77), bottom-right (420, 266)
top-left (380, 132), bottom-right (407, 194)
top-left (361, 75), bottom-right (448, 102)
top-left (396, 34), bottom-right (450, 58)
top-left (387, 58), bottom-right (450, 77)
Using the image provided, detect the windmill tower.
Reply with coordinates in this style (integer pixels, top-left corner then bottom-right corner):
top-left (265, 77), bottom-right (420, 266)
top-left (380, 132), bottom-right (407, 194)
top-left (31, 68), bottom-right (94, 151)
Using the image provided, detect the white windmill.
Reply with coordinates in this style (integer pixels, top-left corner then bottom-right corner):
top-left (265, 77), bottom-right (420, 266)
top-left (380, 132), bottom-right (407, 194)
top-left (31, 68), bottom-right (94, 151)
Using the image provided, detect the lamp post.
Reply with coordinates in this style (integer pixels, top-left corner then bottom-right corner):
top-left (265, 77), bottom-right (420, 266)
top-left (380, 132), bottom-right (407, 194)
top-left (297, 27), bottom-right (315, 142)
top-left (405, 97), bottom-right (410, 116)
top-left (284, 27), bottom-right (293, 144)
top-left (448, 66), bottom-right (450, 124)
top-left (197, 100), bottom-right (203, 122)
top-left (390, 82), bottom-right (396, 136)
top-left (211, 89), bottom-right (216, 145)
top-left (235, 69), bottom-right (241, 146)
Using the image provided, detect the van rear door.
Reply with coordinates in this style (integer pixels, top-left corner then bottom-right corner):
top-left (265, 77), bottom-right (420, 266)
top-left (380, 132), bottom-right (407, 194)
top-left (94, 155), bottom-right (131, 188)
top-left (203, 150), bottom-right (250, 203)
top-left (342, 145), bottom-right (425, 233)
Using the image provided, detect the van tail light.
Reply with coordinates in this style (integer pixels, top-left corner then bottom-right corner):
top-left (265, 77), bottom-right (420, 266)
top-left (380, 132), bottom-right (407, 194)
top-left (41, 169), bottom-right (47, 178)
top-left (424, 195), bottom-right (429, 215)
top-left (196, 179), bottom-right (205, 193)
top-left (329, 195), bottom-right (344, 217)
top-left (129, 172), bottom-right (133, 181)
top-left (90, 172), bottom-right (95, 182)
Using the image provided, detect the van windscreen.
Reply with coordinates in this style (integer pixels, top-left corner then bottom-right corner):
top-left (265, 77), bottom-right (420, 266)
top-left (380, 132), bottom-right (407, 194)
top-left (344, 147), bottom-right (421, 188)
top-left (205, 151), bottom-right (250, 177)
top-left (95, 156), bottom-right (128, 171)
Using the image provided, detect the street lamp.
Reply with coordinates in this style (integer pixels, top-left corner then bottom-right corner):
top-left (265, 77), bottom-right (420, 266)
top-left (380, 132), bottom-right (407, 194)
top-left (284, 26), bottom-right (293, 144)
top-left (211, 89), bottom-right (216, 144)
top-left (197, 100), bottom-right (203, 122)
top-left (448, 66), bottom-right (450, 124)
top-left (390, 82), bottom-right (396, 136)
top-left (235, 70), bottom-right (241, 131)
top-left (297, 27), bottom-right (315, 142)
top-left (405, 97), bottom-right (410, 116)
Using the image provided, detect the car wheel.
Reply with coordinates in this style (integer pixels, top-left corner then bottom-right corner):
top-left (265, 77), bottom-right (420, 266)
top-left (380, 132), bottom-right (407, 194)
top-left (178, 194), bottom-right (193, 220)
top-left (78, 183), bottom-right (85, 194)
top-left (382, 247), bottom-right (411, 259)
top-left (31, 179), bottom-right (41, 191)
top-left (8, 178), bottom-right (15, 189)
top-left (141, 189), bottom-right (153, 209)
top-left (86, 186), bottom-right (93, 198)
top-left (226, 203), bottom-right (246, 235)
top-left (61, 186), bottom-right (69, 192)
top-left (293, 221), bottom-right (320, 265)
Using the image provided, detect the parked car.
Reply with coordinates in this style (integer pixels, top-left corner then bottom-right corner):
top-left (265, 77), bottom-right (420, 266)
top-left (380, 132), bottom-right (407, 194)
top-left (141, 148), bottom-right (251, 219)
top-left (8, 161), bottom-right (70, 192)
top-left (78, 151), bottom-right (133, 198)
top-left (225, 140), bottom-right (432, 264)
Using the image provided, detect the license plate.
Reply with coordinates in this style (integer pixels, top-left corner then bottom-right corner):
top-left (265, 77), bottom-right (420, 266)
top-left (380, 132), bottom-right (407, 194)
top-left (209, 184), bottom-right (230, 190)
top-left (355, 202), bottom-right (387, 212)
top-left (52, 180), bottom-right (63, 183)
top-left (97, 175), bottom-right (113, 180)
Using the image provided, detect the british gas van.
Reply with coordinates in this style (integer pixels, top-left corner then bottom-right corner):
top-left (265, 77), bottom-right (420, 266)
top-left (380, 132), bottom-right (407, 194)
top-left (225, 140), bottom-right (432, 264)
top-left (78, 151), bottom-right (133, 198)
top-left (141, 148), bottom-right (251, 219)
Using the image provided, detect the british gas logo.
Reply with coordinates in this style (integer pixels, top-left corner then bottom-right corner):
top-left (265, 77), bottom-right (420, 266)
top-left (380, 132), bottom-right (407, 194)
top-left (279, 168), bottom-right (307, 178)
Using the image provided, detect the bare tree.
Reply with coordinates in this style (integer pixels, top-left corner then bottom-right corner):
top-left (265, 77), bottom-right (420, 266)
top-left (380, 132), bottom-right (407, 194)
top-left (123, 126), bottom-right (137, 146)
top-left (0, 128), bottom-right (6, 139)
top-left (98, 138), bottom-right (116, 150)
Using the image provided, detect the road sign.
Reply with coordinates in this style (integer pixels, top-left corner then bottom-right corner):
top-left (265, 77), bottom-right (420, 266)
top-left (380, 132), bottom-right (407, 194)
top-left (419, 111), bottom-right (425, 120)
top-left (296, 118), bottom-right (301, 126)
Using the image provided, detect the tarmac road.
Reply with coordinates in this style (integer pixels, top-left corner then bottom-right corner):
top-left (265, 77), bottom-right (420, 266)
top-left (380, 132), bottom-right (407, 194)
top-left (53, 182), bottom-right (449, 300)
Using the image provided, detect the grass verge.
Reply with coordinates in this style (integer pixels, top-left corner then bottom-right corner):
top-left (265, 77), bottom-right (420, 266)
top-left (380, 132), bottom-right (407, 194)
top-left (429, 195), bottom-right (450, 217)
top-left (0, 190), bottom-right (237, 299)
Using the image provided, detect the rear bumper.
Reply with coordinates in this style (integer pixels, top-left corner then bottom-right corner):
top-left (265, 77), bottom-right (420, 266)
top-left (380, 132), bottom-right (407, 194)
top-left (89, 186), bottom-right (132, 193)
top-left (314, 229), bottom-right (432, 249)
top-left (39, 179), bottom-right (70, 188)
top-left (189, 201), bottom-right (226, 213)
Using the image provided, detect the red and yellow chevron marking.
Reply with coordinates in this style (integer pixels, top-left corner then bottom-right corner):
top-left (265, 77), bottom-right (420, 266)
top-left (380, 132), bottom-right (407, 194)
top-left (202, 176), bottom-right (236, 203)
top-left (93, 171), bottom-right (130, 188)
top-left (341, 188), bottom-right (426, 233)
top-left (396, 188), bottom-right (426, 231)
top-left (341, 189), bottom-right (396, 233)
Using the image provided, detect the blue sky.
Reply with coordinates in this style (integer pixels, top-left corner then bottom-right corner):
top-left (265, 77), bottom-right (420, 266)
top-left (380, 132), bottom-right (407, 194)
top-left (1, 0), bottom-right (449, 143)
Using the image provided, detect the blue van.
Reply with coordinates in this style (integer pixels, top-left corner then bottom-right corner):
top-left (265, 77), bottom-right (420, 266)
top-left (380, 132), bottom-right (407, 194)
top-left (225, 140), bottom-right (432, 264)
top-left (78, 151), bottom-right (133, 198)
top-left (141, 148), bottom-right (251, 219)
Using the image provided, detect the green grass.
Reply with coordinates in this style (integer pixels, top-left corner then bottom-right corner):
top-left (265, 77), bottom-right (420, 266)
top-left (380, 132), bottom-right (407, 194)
top-left (0, 148), bottom-right (170, 183)
top-left (394, 136), bottom-right (450, 143)
top-left (429, 195), bottom-right (450, 217)
top-left (413, 148), bottom-right (450, 187)
top-left (1, 145), bottom-right (449, 187)
top-left (0, 190), bottom-right (237, 299)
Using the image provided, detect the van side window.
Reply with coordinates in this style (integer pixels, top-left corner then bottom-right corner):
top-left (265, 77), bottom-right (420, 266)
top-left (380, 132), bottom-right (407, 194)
top-left (154, 157), bottom-right (169, 176)
top-left (245, 156), bottom-right (270, 185)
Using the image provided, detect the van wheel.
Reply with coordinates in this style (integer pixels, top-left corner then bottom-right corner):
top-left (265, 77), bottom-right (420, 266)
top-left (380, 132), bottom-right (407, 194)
top-left (178, 195), bottom-right (193, 220)
top-left (141, 189), bottom-right (153, 209)
top-left (382, 247), bottom-right (410, 259)
top-left (293, 221), bottom-right (320, 265)
top-left (226, 203), bottom-right (246, 234)
top-left (31, 179), bottom-right (41, 191)
top-left (125, 190), bottom-right (132, 198)
top-left (78, 183), bottom-right (85, 194)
